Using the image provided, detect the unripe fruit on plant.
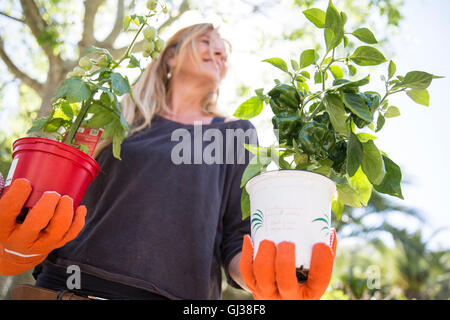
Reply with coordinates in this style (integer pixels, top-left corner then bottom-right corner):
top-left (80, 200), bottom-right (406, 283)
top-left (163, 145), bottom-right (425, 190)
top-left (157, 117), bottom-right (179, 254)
top-left (162, 6), bottom-right (168, 14)
top-left (143, 26), bottom-right (157, 40)
top-left (66, 71), bottom-right (75, 78)
top-left (154, 38), bottom-right (165, 52)
top-left (72, 66), bottom-right (85, 77)
top-left (143, 50), bottom-right (151, 58)
top-left (79, 56), bottom-right (93, 71)
top-left (97, 54), bottom-right (110, 68)
top-left (150, 51), bottom-right (159, 60)
top-left (143, 40), bottom-right (155, 53)
top-left (146, 0), bottom-right (157, 10)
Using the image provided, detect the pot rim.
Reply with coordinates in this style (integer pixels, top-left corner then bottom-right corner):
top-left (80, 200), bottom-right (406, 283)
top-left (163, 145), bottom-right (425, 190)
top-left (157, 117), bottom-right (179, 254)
top-left (245, 168), bottom-right (336, 193)
top-left (12, 137), bottom-right (100, 174)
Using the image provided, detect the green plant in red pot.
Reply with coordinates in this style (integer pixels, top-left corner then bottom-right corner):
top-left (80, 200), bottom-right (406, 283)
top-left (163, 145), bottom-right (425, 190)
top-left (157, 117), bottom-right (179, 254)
top-left (1, 7), bottom-right (166, 222)
top-left (235, 0), bottom-right (442, 284)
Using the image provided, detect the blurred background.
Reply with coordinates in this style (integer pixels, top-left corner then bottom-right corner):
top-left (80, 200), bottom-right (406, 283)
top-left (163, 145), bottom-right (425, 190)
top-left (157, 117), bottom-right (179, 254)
top-left (0, 0), bottom-right (449, 300)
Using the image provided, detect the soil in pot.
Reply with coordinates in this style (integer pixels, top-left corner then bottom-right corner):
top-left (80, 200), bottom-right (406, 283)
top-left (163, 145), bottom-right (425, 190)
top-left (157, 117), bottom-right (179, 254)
top-left (296, 266), bottom-right (309, 283)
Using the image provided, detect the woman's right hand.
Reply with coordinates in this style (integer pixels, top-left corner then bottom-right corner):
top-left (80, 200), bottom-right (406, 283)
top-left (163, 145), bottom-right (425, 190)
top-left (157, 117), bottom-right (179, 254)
top-left (0, 178), bottom-right (87, 276)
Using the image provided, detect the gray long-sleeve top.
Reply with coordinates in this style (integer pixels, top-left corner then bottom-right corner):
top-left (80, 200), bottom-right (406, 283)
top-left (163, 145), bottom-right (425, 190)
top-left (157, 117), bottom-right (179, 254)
top-left (47, 114), bottom-right (257, 299)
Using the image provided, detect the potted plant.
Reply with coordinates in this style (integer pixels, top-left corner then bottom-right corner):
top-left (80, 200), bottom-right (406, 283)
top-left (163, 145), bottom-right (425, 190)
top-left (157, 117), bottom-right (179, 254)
top-left (1, 1), bottom-right (167, 221)
top-left (234, 0), bottom-right (442, 282)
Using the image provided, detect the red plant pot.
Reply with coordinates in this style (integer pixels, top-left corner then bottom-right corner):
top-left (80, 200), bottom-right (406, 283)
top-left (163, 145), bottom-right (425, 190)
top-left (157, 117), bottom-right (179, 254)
top-left (2, 137), bottom-right (100, 221)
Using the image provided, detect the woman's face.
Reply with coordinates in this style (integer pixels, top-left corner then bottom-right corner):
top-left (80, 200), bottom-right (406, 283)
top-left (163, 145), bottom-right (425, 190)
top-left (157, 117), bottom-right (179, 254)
top-left (170, 30), bottom-right (229, 86)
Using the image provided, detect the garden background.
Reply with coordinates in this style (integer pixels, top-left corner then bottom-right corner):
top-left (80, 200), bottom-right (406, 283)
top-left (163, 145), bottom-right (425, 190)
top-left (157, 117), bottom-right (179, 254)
top-left (0, 0), bottom-right (449, 299)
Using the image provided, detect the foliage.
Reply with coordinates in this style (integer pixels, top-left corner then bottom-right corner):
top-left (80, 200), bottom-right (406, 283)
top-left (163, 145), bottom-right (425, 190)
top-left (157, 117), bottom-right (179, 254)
top-left (26, 7), bottom-right (166, 160)
top-left (234, 0), bottom-right (442, 220)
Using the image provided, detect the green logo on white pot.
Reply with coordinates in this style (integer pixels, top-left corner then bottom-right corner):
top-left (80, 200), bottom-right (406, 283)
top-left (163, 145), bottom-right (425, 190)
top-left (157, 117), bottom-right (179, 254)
top-left (251, 209), bottom-right (264, 234)
top-left (312, 214), bottom-right (331, 236)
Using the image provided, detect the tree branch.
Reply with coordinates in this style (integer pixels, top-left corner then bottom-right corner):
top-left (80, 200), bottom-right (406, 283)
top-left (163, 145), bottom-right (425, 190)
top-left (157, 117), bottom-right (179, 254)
top-left (98, 0), bottom-right (125, 49)
top-left (78, 0), bottom-right (105, 55)
top-left (0, 11), bottom-right (25, 23)
top-left (0, 39), bottom-right (43, 92)
top-left (19, 0), bottom-right (54, 58)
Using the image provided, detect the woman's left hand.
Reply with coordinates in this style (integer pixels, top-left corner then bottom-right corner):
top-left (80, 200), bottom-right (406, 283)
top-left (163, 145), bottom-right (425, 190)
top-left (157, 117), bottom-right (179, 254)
top-left (240, 229), bottom-right (337, 300)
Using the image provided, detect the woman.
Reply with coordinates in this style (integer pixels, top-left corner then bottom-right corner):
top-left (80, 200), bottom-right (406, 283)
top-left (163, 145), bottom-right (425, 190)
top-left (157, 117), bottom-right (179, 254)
top-left (0, 23), bottom-right (336, 300)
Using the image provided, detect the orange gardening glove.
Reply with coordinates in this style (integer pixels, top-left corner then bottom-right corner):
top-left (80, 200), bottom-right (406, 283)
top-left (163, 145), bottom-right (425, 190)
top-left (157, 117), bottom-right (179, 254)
top-left (0, 178), bottom-right (87, 276)
top-left (240, 229), bottom-right (337, 300)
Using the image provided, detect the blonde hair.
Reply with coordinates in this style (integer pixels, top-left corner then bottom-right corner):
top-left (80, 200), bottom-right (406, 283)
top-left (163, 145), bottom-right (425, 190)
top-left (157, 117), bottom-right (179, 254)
top-left (93, 23), bottom-right (232, 159)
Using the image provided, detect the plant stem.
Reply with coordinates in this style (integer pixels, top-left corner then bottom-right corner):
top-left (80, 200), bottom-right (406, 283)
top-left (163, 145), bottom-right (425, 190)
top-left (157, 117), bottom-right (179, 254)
top-left (63, 98), bottom-right (92, 146)
top-left (308, 100), bottom-right (324, 121)
top-left (321, 49), bottom-right (335, 92)
top-left (114, 16), bottom-right (149, 68)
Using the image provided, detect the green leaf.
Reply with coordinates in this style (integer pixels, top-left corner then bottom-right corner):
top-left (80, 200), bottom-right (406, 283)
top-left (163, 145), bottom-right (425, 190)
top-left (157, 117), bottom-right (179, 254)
top-left (388, 60), bottom-right (396, 79)
top-left (85, 109), bottom-right (116, 128)
top-left (123, 16), bottom-right (132, 31)
top-left (329, 75), bottom-right (370, 91)
top-left (103, 118), bottom-right (127, 160)
top-left (78, 144), bottom-right (90, 154)
top-left (112, 127), bottom-right (126, 160)
top-left (324, 28), bottom-right (336, 53)
top-left (60, 102), bottom-right (74, 121)
top-left (348, 64), bottom-right (357, 76)
top-left (340, 11), bottom-right (348, 25)
top-left (313, 158), bottom-right (333, 177)
top-left (384, 106), bottom-right (401, 118)
top-left (348, 166), bottom-right (373, 206)
top-left (44, 118), bottom-right (64, 132)
top-left (262, 58), bottom-right (289, 74)
top-left (406, 89), bottom-right (430, 106)
top-left (314, 71), bottom-right (322, 84)
top-left (234, 96), bottom-right (263, 120)
top-left (349, 46), bottom-right (387, 66)
top-left (397, 71), bottom-right (442, 90)
top-left (300, 70), bottom-right (310, 79)
top-left (323, 93), bottom-right (347, 134)
top-left (343, 35), bottom-right (349, 48)
top-left (356, 132), bottom-right (377, 143)
top-left (374, 155), bottom-right (403, 199)
top-left (244, 144), bottom-right (272, 158)
top-left (241, 188), bottom-right (251, 220)
top-left (331, 199), bottom-right (344, 219)
top-left (290, 59), bottom-right (299, 71)
top-left (336, 180), bottom-right (362, 208)
top-left (83, 45), bottom-right (112, 58)
top-left (347, 130), bottom-right (363, 177)
top-left (376, 113), bottom-right (385, 132)
top-left (300, 49), bottom-right (317, 69)
top-left (303, 8), bottom-right (326, 28)
top-left (324, 0), bottom-right (344, 52)
top-left (27, 117), bottom-right (49, 134)
top-left (53, 78), bottom-right (91, 103)
top-left (329, 65), bottom-right (344, 79)
top-left (361, 140), bottom-right (385, 185)
top-left (350, 28), bottom-right (378, 44)
top-left (127, 55), bottom-right (140, 68)
top-left (240, 161), bottom-right (266, 188)
top-left (110, 72), bottom-right (131, 96)
top-left (343, 93), bottom-right (373, 122)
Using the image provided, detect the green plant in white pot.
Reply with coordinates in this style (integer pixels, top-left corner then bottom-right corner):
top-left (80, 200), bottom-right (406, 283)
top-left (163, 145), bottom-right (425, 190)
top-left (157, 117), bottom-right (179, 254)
top-left (234, 0), bottom-right (442, 282)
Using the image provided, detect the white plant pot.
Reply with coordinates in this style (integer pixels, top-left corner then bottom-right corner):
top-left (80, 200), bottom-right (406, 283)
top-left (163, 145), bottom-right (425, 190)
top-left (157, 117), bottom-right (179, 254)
top-left (245, 169), bottom-right (336, 271)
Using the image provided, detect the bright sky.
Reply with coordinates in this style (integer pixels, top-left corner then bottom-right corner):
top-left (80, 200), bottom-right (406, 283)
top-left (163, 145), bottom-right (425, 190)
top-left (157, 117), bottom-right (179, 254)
top-left (373, 0), bottom-right (450, 249)
top-left (1, 0), bottom-right (449, 250)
